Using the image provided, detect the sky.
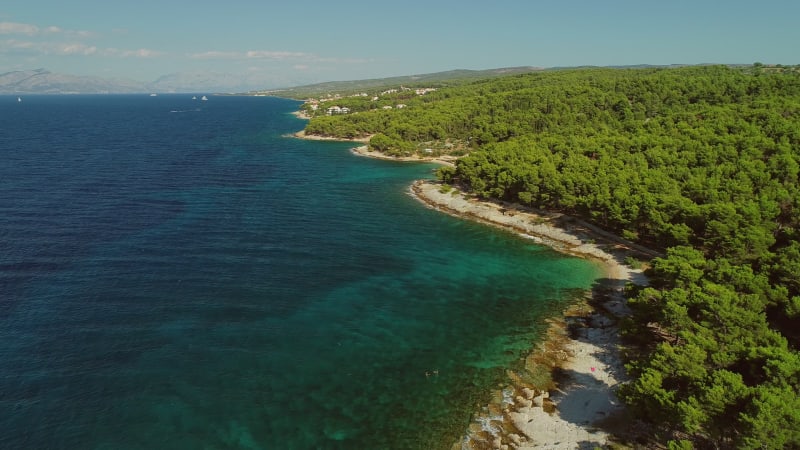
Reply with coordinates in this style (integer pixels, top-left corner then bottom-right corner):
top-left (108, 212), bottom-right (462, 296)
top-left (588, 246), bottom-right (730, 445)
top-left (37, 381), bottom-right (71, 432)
top-left (2, 0), bottom-right (799, 89)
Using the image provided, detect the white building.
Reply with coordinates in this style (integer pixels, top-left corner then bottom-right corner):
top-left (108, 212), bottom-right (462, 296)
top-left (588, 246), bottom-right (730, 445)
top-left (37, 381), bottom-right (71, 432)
top-left (326, 106), bottom-right (350, 115)
top-left (415, 88), bottom-right (437, 95)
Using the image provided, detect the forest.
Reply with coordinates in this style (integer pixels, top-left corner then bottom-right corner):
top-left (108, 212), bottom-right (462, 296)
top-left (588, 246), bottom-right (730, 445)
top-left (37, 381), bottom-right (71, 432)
top-left (300, 65), bottom-right (800, 448)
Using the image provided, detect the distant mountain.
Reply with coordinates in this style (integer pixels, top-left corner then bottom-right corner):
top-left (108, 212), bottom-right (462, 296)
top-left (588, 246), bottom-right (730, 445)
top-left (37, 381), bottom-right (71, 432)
top-left (0, 67), bottom-right (545, 96)
top-left (149, 71), bottom-right (297, 94)
top-left (150, 72), bottom-right (240, 93)
top-left (0, 68), bottom-right (315, 94)
top-left (0, 69), bottom-right (148, 94)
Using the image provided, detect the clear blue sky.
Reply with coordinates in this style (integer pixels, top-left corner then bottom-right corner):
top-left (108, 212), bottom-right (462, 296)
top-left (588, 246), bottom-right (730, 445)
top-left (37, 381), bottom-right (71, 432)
top-left (2, 0), bottom-right (798, 88)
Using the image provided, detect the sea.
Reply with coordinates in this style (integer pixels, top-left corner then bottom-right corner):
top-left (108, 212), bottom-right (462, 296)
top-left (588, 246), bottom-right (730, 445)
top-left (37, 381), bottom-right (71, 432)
top-left (0, 94), bottom-right (601, 449)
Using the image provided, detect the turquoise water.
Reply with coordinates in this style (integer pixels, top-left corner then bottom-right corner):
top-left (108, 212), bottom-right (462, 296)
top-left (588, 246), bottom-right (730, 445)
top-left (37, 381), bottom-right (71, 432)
top-left (0, 95), bottom-right (601, 449)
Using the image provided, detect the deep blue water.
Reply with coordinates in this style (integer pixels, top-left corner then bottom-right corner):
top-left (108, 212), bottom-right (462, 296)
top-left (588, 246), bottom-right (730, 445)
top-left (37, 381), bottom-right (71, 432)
top-left (0, 95), bottom-right (601, 449)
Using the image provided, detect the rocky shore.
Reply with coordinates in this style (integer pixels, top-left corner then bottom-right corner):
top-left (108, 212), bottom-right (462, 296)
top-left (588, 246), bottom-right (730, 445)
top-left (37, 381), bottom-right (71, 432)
top-left (409, 180), bottom-right (655, 449)
top-left (350, 144), bottom-right (458, 166)
top-left (291, 130), bottom-right (372, 142)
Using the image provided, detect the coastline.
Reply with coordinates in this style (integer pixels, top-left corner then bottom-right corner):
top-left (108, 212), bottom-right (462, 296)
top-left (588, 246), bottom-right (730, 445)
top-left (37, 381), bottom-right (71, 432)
top-left (291, 129), bottom-right (372, 143)
top-left (289, 125), bottom-right (656, 448)
top-left (409, 180), bottom-right (654, 449)
top-left (292, 129), bottom-right (458, 166)
top-left (350, 144), bottom-right (458, 167)
top-left (291, 110), bottom-right (311, 120)
top-left (410, 180), bottom-right (659, 280)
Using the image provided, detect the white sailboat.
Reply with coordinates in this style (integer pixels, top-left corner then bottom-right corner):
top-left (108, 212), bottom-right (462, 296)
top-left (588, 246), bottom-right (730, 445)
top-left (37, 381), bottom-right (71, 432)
top-left (17, 97), bottom-right (22, 102)
top-left (192, 96), bottom-right (197, 100)
top-left (201, 95), bottom-right (208, 101)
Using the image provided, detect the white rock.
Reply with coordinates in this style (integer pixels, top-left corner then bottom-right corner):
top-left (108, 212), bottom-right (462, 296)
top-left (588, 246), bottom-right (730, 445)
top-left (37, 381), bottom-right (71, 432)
top-left (521, 387), bottom-right (535, 399)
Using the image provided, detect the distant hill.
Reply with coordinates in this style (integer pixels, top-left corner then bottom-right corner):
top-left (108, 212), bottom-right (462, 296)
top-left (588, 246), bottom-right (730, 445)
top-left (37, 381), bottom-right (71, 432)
top-left (0, 69), bottom-right (148, 94)
top-left (257, 66), bottom-right (545, 99)
top-left (0, 67), bottom-right (543, 96)
top-left (257, 66), bottom-right (756, 99)
top-left (0, 69), bottom-right (284, 95)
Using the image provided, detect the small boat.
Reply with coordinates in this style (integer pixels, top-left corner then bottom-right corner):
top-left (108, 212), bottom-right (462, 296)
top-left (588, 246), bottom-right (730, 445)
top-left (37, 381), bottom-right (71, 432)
top-left (201, 95), bottom-right (208, 101)
top-left (192, 96), bottom-right (197, 100)
top-left (18, 97), bottom-right (22, 102)
top-left (150, 93), bottom-right (157, 97)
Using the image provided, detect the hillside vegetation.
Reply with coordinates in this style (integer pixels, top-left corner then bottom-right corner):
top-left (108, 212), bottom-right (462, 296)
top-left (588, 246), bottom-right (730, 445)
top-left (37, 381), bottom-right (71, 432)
top-left (257, 66), bottom-right (542, 99)
top-left (301, 65), bottom-right (800, 448)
